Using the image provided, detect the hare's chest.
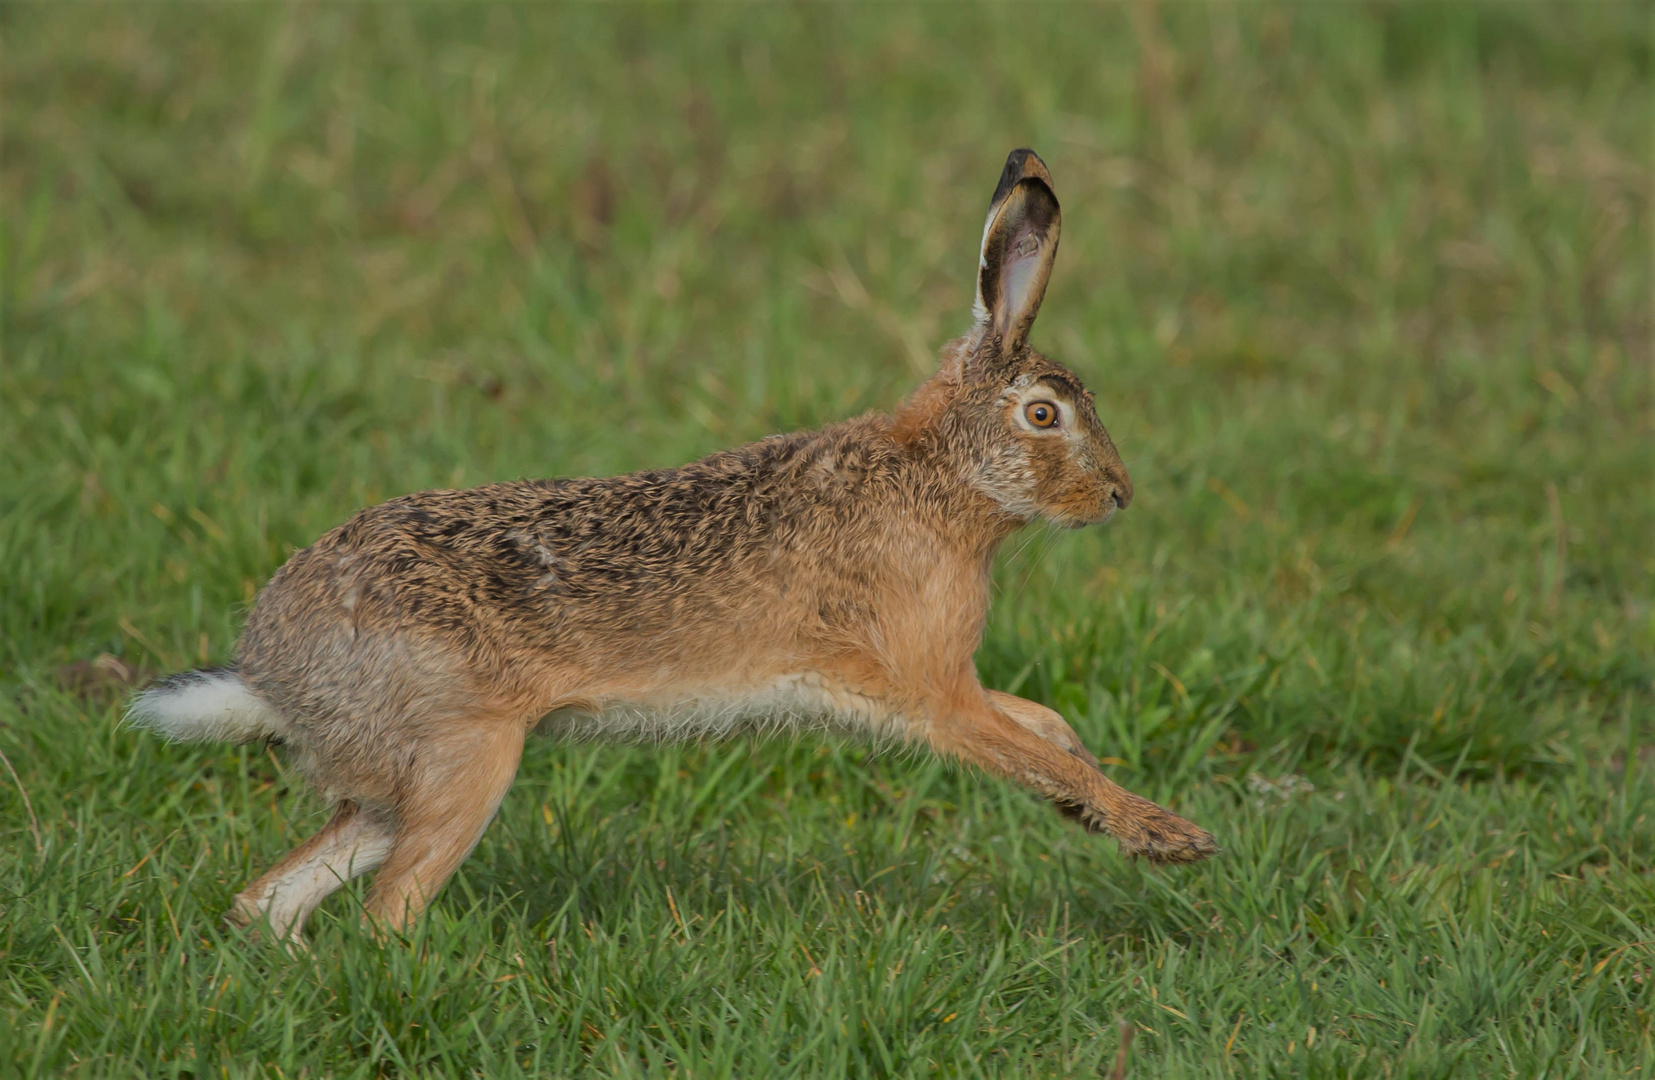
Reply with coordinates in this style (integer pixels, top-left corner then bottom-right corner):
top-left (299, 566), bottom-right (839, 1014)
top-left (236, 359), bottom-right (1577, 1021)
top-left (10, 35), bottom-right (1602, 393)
top-left (539, 674), bottom-right (906, 744)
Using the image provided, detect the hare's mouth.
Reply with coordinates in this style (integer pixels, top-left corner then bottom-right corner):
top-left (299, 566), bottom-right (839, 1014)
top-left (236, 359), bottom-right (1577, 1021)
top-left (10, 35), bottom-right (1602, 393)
top-left (1045, 503), bottom-right (1113, 530)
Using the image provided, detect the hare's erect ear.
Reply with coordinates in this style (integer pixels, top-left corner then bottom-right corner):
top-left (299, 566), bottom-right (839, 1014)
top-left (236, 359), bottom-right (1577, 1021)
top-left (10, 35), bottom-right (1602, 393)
top-left (973, 149), bottom-right (1061, 352)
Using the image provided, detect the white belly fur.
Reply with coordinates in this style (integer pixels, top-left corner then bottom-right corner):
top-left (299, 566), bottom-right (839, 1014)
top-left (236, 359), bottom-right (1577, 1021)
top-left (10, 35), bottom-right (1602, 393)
top-left (537, 673), bottom-right (909, 746)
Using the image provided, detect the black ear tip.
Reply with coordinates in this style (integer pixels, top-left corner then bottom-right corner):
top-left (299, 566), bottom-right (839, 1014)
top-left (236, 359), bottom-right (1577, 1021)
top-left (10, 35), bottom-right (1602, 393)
top-left (1004, 147), bottom-right (1039, 171)
top-left (992, 149), bottom-right (1054, 206)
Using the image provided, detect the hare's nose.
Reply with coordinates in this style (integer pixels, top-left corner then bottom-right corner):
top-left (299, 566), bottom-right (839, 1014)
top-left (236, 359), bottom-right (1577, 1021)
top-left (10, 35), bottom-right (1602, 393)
top-left (1109, 473), bottom-right (1134, 510)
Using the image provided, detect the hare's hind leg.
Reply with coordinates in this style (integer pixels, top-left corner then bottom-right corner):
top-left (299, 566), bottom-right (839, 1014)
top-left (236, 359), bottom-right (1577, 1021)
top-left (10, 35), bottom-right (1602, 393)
top-left (228, 800), bottom-right (396, 943)
top-left (363, 720), bottom-right (527, 931)
top-left (931, 689), bottom-right (1218, 864)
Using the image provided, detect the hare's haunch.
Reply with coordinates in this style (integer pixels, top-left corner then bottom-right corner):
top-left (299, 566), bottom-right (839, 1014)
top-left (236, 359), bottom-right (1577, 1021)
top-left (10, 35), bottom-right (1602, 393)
top-left (129, 149), bottom-right (1218, 945)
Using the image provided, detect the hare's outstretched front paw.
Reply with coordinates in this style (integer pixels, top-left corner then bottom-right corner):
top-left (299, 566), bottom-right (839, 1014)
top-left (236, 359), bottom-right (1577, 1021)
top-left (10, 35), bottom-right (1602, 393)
top-left (1116, 813), bottom-right (1219, 864)
top-left (1057, 787), bottom-right (1218, 864)
top-left (968, 689), bottom-right (1218, 864)
top-left (1098, 791), bottom-right (1218, 864)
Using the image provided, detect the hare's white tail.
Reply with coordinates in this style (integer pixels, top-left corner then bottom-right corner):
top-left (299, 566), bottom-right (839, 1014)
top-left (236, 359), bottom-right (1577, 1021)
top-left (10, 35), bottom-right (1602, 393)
top-left (126, 668), bottom-right (287, 743)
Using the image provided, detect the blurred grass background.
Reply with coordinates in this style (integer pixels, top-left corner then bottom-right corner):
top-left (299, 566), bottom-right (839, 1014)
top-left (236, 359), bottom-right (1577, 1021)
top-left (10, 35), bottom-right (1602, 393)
top-left (2, 3), bottom-right (1651, 1076)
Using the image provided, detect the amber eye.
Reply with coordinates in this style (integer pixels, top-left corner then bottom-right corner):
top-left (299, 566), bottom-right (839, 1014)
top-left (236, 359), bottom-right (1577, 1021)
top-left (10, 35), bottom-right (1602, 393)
top-left (1024, 401), bottom-right (1060, 429)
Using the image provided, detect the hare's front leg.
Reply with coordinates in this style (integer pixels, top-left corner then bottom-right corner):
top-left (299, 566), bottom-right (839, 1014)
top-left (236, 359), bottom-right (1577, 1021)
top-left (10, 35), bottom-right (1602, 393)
top-left (928, 687), bottom-right (1217, 864)
top-left (985, 689), bottom-right (1098, 765)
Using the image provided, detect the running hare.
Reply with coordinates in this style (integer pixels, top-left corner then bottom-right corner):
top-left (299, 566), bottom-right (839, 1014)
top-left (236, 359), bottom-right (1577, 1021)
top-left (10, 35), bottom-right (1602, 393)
top-left (130, 149), bottom-right (1218, 944)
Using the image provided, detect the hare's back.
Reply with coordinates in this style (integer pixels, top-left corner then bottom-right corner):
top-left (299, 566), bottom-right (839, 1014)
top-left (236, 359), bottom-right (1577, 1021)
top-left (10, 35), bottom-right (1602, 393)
top-left (242, 420), bottom-right (909, 664)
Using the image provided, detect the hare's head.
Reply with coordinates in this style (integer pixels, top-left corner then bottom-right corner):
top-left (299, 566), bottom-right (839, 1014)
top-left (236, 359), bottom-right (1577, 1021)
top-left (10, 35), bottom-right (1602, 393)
top-left (897, 149), bottom-right (1132, 529)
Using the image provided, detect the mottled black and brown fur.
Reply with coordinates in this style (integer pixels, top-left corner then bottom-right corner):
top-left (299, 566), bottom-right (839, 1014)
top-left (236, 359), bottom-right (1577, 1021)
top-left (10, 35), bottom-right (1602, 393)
top-left (130, 149), bottom-right (1218, 945)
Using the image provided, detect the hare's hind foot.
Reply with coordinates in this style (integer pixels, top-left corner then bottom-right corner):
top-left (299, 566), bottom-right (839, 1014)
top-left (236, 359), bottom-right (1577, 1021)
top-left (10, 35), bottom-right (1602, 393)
top-left (226, 800), bottom-right (397, 944)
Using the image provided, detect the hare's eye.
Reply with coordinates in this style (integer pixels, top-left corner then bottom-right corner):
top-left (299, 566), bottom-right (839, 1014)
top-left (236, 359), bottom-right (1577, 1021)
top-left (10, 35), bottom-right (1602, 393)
top-left (1025, 401), bottom-right (1059, 429)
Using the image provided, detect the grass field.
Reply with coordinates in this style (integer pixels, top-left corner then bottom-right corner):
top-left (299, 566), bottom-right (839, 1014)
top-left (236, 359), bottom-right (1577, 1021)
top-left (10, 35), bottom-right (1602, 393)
top-left (2, 3), bottom-right (1651, 1076)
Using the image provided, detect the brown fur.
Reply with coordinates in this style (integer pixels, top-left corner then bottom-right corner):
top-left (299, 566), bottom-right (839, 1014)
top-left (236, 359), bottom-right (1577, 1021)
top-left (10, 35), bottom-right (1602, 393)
top-left (137, 149), bottom-right (1217, 944)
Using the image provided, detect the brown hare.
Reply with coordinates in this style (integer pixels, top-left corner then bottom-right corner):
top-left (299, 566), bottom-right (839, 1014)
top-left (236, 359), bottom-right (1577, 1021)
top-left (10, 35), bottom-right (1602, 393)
top-left (129, 149), bottom-right (1218, 945)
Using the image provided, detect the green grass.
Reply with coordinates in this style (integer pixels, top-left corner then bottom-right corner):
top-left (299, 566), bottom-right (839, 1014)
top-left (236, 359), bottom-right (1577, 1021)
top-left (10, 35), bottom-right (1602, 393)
top-left (2, 2), bottom-right (1651, 1076)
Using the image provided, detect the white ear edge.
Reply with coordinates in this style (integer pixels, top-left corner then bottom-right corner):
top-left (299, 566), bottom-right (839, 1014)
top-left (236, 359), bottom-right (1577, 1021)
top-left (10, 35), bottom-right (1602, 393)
top-left (972, 218), bottom-right (998, 330)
